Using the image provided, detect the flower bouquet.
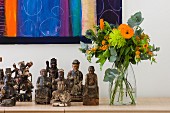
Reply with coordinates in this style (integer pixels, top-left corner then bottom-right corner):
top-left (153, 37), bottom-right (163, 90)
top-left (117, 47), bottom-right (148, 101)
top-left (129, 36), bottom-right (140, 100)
top-left (79, 12), bottom-right (160, 105)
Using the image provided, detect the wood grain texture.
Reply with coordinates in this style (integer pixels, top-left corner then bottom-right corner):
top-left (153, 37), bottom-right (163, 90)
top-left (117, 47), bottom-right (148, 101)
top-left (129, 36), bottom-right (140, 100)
top-left (1, 98), bottom-right (170, 113)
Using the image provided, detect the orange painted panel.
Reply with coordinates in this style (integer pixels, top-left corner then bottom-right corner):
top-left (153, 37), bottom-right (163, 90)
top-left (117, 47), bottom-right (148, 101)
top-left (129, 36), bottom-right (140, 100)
top-left (5, 0), bottom-right (17, 37)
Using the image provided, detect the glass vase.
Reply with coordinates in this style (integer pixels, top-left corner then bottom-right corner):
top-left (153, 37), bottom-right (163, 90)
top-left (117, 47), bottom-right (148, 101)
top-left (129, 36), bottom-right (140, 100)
top-left (109, 64), bottom-right (136, 105)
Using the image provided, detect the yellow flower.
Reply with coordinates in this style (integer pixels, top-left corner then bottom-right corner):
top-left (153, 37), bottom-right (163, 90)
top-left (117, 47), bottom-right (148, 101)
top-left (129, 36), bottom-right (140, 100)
top-left (136, 55), bottom-right (140, 59)
top-left (86, 50), bottom-right (91, 54)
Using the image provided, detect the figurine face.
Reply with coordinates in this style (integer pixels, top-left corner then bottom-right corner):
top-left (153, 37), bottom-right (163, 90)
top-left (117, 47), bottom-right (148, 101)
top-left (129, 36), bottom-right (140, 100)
top-left (72, 64), bottom-right (79, 71)
top-left (58, 71), bottom-right (64, 80)
top-left (20, 63), bottom-right (25, 71)
top-left (88, 66), bottom-right (95, 74)
top-left (40, 69), bottom-right (47, 77)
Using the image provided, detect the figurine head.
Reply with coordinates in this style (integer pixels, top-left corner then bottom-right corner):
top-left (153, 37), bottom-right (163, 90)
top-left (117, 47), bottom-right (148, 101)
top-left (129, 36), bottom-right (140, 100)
top-left (58, 69), bottom-right (64, 80)
top-left (50, 58), bottom-right (57, 68)
top-left (40, 69), bottom-right (47, 77)
top-left (18, 61), bottom-right (26, 71)
top-left (72, 59), bottom-right (80, 71)
top-left (88, 66), bottom-right (95, 74)
top-left (5, 68), bottom-right (12, 77)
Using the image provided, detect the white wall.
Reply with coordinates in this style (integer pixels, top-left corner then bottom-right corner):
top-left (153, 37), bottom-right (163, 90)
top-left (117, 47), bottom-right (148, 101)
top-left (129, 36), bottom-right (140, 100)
top-left (0, 0), bottom-right (170, 98)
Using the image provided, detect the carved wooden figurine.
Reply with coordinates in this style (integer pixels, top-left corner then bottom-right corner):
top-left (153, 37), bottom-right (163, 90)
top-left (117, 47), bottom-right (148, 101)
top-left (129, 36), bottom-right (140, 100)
top-left (35, 69), bottom-right (51, 104)
top-left (52, 69), bottom-right (71, 107)
top-left (12, 61), bottom-right (34, 102)
top-left (0, 69), bottom-right (4, 90)
top-left (83, 66), bottom-right (99, 105)
top-left (67, 60), bottom-right (83, 102)
top-left (46, 58), bottom-right (58, 91)
top-left (0, 68), bottom-right (16, 106)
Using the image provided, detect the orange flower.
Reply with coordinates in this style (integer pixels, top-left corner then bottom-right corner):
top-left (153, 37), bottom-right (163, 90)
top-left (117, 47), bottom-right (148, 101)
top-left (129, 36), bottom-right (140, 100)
top-left (143, 44), bottom-right (148, 48)
top-left (86, 50), bottom-right (91, 54)
top-left (102, 40), bottom-right (106, 45)
top-left (148, 51), bottom-right (153, 56)
top-left (136, 36), bottom-right (140, 41)
top-left (91, 48), bottom-right (97, 52)
top-left (136, 55), bottom-right (140, 59)
top-left (135, 51), bottom-right (140, 55)
top-left (104, 36), bottom-right (109, 40)
top-left (118, 24), bottom-right (134, 39)
top-left (136, 47), bottom-right (140, 51)
top-left (100, 45), bottom-right (108, 51)
top-left (100, 19), bottom-right (104, 30)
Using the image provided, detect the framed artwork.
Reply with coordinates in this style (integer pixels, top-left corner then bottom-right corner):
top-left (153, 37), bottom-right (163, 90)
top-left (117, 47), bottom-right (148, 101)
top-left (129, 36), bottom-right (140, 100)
top-left (0, 0), bottom-right (122, 44)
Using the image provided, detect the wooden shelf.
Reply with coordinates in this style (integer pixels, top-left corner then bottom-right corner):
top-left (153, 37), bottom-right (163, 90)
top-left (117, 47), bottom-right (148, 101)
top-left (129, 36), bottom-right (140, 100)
top-left (1, 98), bottom-right (170, 113)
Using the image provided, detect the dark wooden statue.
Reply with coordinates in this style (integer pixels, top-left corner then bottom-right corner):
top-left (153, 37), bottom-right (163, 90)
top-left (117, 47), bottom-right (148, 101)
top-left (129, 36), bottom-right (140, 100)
top-left (67, 59), bottom-right (83, 102)
top-left (12, 61), bottom-right (34, 102)
top-left (83, 66), bottom-right (99, 105)
top-left (0, 69), bottom-right (4, 90)
top-left (0, 68), bottom-right (16, 107)
top-left (46, 58), bottom-right (58, 91)
top-left (52, 69), bottom-right (71, 107)
top-left (35, 69), bottom-right (51, 104)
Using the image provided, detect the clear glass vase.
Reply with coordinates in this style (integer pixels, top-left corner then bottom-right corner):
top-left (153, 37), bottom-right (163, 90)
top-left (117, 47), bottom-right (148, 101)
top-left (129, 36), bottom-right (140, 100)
top-left (109, 64), bottom-right (136, 105)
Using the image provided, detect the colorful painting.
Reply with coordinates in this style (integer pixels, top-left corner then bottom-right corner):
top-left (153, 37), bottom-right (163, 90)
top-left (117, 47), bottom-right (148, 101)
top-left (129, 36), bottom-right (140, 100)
top-left (0, 0), bottom-right (122, 44)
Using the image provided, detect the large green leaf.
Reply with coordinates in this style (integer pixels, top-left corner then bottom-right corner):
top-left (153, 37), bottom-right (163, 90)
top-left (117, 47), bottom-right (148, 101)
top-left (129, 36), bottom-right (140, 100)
top-left (109, 56), bottom-right (117, 62)
top-left (103, 68), bottom-right (119, 82)
top-left (110, 47), bottom-right (117, 56)
top-left (103, 49), bottom-right (110, 58)
top-left (125, 47), bottom-right (131, 55)
top-left (127, 12), bottom-right (144, 28)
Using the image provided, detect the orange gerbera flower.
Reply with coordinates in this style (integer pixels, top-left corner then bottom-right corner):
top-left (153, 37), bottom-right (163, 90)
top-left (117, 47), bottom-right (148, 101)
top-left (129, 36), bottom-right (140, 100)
top-left (100, 19), bottom-right (104, 30)
top-left (118, 24), bottom-right (134, 39)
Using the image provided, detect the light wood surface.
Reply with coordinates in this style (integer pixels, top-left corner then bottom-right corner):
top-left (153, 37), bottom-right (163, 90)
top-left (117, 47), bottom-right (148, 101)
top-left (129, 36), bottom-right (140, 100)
top-left (1, 98), bottom-right (170, 113)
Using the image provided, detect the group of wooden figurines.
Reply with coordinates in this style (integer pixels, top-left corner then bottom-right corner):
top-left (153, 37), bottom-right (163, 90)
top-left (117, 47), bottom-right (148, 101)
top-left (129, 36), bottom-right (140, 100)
top-left (0, 58), bottom-right (99, 107)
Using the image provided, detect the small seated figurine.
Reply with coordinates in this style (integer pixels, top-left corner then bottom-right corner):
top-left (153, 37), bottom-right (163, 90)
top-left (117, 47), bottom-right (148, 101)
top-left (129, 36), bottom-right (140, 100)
top-left (83, 66), bottom-right (99, 105)
top-left (67, 60), bottom-right (83, 102)
top-left (0, 68), bottom-right (16, 107)
top-left (35, 69), bottom-right (51, 104)
top-left (52, 69), bottom-right (71, 107)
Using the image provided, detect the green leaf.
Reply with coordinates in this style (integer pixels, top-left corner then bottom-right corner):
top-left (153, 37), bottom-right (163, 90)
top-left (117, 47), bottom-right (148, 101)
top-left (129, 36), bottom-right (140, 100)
top-left (109, 56), bottom-right (117, 62)
top-left (103, 68), bottom-right (119, 82)
top-left (96, 57), bottom-right (107, 70)
top-left (80, 41), bottom-right (88, 50)
top-left (127, 12), bottom-right (144, 28)
top-left (104, 21), bottom-right (111, 29)
top-left (125, 47), bottom-right (131, 55)
top-left (85, 29), bottom-right (96, 41)
top-left (132, 36), bottom-right (138, 45)
top-left (155, 47), bottom-right (160, 51)
top-left (103, 49), bottom-right (110, 58)
top-left (110, 47), bottom-right (117, 56)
